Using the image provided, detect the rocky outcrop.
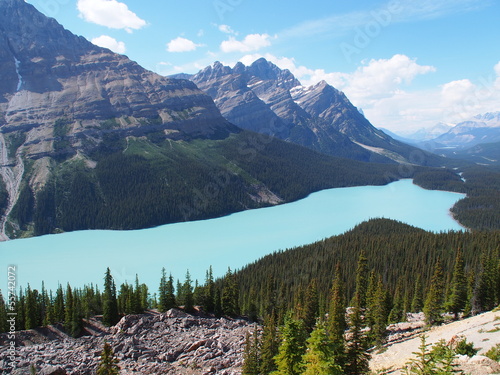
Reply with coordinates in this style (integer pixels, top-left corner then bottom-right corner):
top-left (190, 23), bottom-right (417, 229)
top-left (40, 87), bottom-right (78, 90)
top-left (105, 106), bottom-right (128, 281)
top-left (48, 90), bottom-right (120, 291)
top-left (0, 309), bottom-right (256, 375)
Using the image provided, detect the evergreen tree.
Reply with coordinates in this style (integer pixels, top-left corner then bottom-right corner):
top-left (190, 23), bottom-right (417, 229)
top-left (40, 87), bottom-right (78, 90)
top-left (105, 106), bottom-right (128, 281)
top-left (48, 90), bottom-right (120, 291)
top-left (201, 266), bottom-right (215, 313)
top-left (273, 314), bottom-right (307, 375)
top-left (301, 278), bottom-right (319, 333)
top-left (222, 268), bottom-right (239, 316)
top-left (0, 291), bottom-right (8, 333)
top-left (424, 259), bottom-right (445, 326)
top-left (353, 250), bottom-right (369, 310)
top-left (369, 275), bottom-right (390, 347)
top-left (260, 313), bottom-right (279, 374)
top-left (97, 341), bottom-right (120, 375)
top-left (463, 271), bottom-right (475, 317)
top-left (182, 270), bottom-right (195, 313)
top-left (52, 284), bottom-right (66, 323)
top-left (302, 321), bottom-right (343, 375)
top-left (166, 274), bottom-right (177, 310)
top-left (327, 264), bottom-right (346, 370)
top-left (242, 327), bottom-right (261, 375)
top-left (411, 275), bottom-right (424, 313)
top-left (365, 270), bottom-right (378, 327)
top-left (102, 268), bottom-right (119, 326)
top-left (24, 285), bottom-right (38, 329)
top-left (345, 252), bottom-right (370, 375)
top-left (159, 268), bottom-right (168, 311)
top-left (475, 253), bottom-right (497, 312)
top-left (447, 250), bottom-right (467, 319)
top-left (388, 281), bottom-right (405, 324)
top-left (64, 284), bottom-right (75, 333)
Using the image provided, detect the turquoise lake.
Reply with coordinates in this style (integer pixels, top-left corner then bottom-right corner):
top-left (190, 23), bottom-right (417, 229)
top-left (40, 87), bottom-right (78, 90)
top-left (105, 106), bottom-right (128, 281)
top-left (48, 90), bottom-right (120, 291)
top-left (0, 179), bottom-right (466, 291)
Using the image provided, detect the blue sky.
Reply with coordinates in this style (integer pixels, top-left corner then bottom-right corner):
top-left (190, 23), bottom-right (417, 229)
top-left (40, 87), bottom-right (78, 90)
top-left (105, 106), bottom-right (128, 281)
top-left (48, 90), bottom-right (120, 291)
top-left (27, 0), bottom-right (500, 133)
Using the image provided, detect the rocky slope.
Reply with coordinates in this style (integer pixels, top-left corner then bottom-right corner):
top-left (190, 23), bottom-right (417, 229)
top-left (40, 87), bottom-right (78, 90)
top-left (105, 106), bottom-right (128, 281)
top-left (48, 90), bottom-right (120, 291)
top-left (0, 309), bottom-right (255, 374)
top-left (180, 59), bottom-right (437, 165)
top-left (371, 310), bottom-right (500, 374)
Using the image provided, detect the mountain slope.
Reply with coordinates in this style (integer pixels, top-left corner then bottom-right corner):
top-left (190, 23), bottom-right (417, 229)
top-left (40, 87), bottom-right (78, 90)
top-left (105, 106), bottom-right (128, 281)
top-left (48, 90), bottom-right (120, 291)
top-left (0, 0), bottom-right (404, 239)
top-left (183, 59), bottom-right (445, 166)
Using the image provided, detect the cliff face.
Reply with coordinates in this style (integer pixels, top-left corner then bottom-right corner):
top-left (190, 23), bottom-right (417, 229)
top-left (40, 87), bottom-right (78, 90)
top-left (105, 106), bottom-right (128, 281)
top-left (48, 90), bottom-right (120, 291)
top-left (0, 0), bottom-right (234, 156)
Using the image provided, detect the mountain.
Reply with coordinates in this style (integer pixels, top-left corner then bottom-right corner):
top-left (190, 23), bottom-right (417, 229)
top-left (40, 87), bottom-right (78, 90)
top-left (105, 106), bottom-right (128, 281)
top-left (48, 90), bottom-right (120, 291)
top-left (379, 128), bottom-right (418, 145)
top-left (405, 122), bottom-right (454, 141)
top-left (432, 112), bottom-right (500, 149)
top-left (0, 0), bottom-right (403, 240)
top-left (180, 59), bottom-right (443, 165)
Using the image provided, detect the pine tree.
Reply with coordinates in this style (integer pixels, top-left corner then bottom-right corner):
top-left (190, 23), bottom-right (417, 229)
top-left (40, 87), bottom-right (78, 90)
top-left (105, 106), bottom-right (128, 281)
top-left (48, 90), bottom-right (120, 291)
top-left (369, 275), bottom-right (390, 347)
top-left (327, 264), bottom-right (347, 370)
top-left (202, 266), bottom-right (215, 313)
top-left (447, 250), bottom-right (467, 319)
top-left (273, 314), bottom-right (307, 375)
top-left (64, 284), bottom-right (75, 333)
top-left (222, 268), bottom-right (239, 316)
top-left (353, 250), bottom-right (369, 310)
top-left (183, 270), bottom-right (195, 313)
top-left (242, 328), bottom-right (261, 375)
top-left (53, 284), bottom-right (65, 323)
top-left (260, 313), bottom-right (279, 374)
top-left (102, 268), bottom-right (119, 326)
top-left (411, 275), bottom-right (424, 313)
top-left (424, 259), bottom-right (445, 326)
top-left (0, 291), bottom-right (8, 333)
top-left (301, 278), bottom-right (319, 333)
top-left (388, 281), bottom-right (405, 324)
top-left (475, 253), bottom-right (497, 312)
top-left (345, 252), bottom-right (370, 375)
top-left (24, 285), bottom-right (38, 329)
top-left (97, 341), bottom-right (120, 375)
top-left (302, 321), bottom-right (343, 375)
top-left (463, 270), bottom-right (475, 317)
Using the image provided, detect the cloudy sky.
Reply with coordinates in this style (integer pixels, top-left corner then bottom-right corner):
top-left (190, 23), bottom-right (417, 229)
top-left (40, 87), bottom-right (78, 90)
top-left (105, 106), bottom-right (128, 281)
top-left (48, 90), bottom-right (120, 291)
top-left (28, 0), bottom-right (500, 133)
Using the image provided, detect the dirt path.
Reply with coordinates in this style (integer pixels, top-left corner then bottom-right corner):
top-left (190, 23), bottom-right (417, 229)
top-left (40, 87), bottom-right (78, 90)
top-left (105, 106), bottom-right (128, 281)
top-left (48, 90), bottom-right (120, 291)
top-left (0, 132), bottom-right (24, 241)
top-left (370, 311), bottom-right (500, 373)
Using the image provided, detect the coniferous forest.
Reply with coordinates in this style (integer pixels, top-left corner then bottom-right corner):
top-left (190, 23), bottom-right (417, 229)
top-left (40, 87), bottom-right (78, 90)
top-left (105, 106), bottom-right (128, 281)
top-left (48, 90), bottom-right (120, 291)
top-left (1, 219), bottom-right (499, 374)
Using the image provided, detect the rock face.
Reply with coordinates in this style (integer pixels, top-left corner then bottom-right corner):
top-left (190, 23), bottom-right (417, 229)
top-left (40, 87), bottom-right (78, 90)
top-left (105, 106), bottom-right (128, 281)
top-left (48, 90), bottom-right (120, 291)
top-left (184, 59), bottom-right (419, 163)
top-left (0, 0), bottom-right (232, 141)
top-left (0, 310), bottom-right (255, 374)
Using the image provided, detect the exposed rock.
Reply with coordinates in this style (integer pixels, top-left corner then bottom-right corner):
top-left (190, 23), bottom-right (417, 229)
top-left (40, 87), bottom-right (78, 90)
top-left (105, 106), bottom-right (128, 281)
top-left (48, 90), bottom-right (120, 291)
top-left (0, 310), bottom-right (256, 374)
top-left (455, 355), bottom-right (500, 375)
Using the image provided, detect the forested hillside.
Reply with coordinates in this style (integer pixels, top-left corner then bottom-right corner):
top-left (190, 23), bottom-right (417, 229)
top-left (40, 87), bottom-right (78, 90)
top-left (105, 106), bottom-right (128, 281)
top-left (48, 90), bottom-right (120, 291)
top-left (6, 130), bottom-right (404, 238)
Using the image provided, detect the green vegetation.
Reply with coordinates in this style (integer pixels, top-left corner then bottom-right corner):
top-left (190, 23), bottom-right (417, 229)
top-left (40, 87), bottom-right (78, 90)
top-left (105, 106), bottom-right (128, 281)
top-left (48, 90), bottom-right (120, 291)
top-left (97, 342), bottom-right (120, 375)
top-left (451, 165), bottom-right (500, 231)
top-left (404, 335), bottom-right (477, 374)
top-left (485, 343), bottom-right (500, 362)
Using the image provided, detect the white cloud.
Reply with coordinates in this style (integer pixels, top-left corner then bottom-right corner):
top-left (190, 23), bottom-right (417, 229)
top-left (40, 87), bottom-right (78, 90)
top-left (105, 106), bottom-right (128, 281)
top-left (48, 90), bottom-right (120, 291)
top-left (220, 34), bottom-right (272, 53)
top-left (77, 0), bottom-right (146, 33)
top-left (167, 37), bottom-right (203, 53)
top-left (218, 24), bottom-right (236, 35)
top-left (91, 35), bottom-right (126, 54)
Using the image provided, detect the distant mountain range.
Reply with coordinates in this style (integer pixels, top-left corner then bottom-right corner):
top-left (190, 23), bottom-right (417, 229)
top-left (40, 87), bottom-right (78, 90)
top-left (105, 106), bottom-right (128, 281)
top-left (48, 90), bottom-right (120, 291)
top-left (172, 60), bottom-right (443, 165)
top-left (381, 112), bottom-right (500, 164)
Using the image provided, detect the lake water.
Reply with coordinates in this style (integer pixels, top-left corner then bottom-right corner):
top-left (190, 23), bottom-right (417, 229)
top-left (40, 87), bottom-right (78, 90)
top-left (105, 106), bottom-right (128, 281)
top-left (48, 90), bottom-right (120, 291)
top-left (0, 179), bottom-right (465, 292)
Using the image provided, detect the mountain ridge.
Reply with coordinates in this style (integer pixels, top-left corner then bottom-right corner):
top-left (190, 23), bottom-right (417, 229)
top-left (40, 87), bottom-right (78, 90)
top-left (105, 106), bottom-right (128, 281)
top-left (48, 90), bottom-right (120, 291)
top-left (178, 58), bottom-right (447, 166)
